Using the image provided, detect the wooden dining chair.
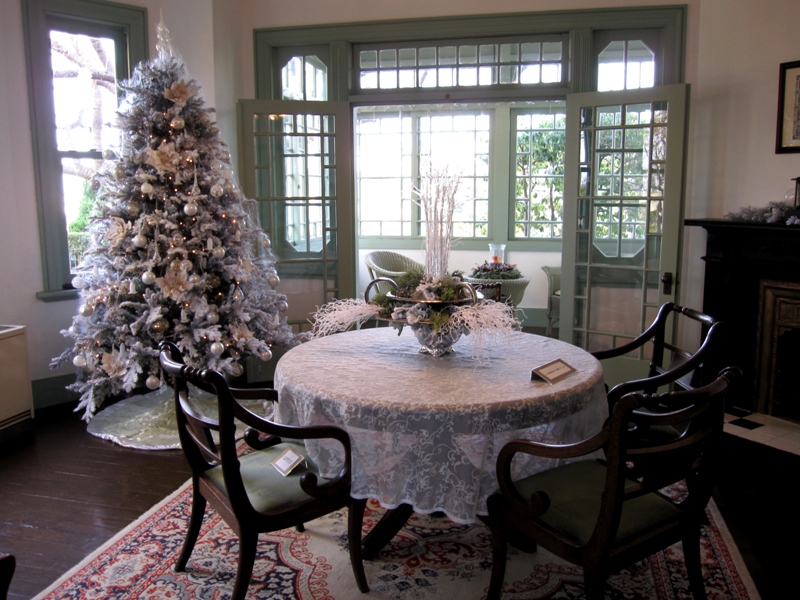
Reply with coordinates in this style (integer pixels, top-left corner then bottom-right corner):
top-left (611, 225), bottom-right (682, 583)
top-left (486, 367), bottom-right (738, 600)
top-left (591, 302), bottom-right (725, 412)
top-left (158, 342), bottom-right (369, 600)
top-left (0, 554), bottom-right (15, 600)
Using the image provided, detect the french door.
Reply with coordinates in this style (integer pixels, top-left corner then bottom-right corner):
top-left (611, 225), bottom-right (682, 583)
top-left (237, 99), bottom-right (354, 333)
top-left (561, 84), bottom-right (689, 388)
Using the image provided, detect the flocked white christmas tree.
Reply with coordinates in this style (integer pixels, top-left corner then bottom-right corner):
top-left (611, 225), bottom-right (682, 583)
top-left (52, 22), bottom-right (296, 421)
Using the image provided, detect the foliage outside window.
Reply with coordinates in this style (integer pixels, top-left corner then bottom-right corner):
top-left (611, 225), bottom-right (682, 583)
top-left (22, 0), bottom-right (146, 298)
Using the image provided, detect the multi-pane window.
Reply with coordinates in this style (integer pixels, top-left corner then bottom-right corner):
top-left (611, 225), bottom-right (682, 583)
top-left (357, 37), bottom-right (566, 91)
top-left (513, 105), bottom-right (566, 238)
top-left (50, 30), bottom-right (120, 270)
top-left (356, 106), bottom-right (490, 238)
top-left (23, 0), bottom-right (146, 297)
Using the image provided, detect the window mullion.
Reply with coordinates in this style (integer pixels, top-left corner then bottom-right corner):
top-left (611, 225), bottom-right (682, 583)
top-left (490, 105), bottom-right (511, 244)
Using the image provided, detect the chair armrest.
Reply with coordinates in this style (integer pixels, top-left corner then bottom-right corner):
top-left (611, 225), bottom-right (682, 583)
top-left (229, 387), bottom-right (278, 402)
top-left (495, 431), bottom-right (609, 517)
top-left (232, 401), bottom-right (354, 498)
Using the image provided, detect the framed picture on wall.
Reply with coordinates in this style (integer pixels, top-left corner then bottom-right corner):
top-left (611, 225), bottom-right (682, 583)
top-left (776, 60), bottom-right (800, 153)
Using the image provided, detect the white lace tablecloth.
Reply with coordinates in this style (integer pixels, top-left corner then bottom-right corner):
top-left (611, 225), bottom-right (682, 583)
top-left (275, 327), bottom-right (607, 524)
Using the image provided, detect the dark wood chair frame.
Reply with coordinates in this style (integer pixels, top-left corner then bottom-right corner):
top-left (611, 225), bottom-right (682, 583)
top-left (470, 281), bottom-right (503, 302)
top-left (591, 302), bottom-right (724, 410)
top-left (486, 367), bottom-right (737, 600)
top-left (0, 554), bottom-right (15, 600)
top-left (158, 341), bottom-right (368, 600)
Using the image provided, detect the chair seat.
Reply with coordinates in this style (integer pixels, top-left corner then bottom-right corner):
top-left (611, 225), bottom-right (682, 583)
top-left (511, 460), bottom-right (682, 546)
top-left (204, 442), bottom-right (323, 514)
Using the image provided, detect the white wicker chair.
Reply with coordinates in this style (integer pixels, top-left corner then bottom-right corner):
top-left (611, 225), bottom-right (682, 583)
top-left (541, 265), bottom-right (561, 337)
top-left (364, 251), bottom-right (424, 293)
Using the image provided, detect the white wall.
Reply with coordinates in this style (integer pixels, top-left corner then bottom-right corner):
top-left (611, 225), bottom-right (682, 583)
top-left (3, 0), bottom-right (800, 390)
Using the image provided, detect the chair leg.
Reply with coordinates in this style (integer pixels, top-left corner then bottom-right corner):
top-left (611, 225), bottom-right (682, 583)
top-left (348, 498), bottom-right (370, 593)
top-left (487, 523), bottom-right (508, 600)
top-left (231, 532), bottom-right (258, 600)
top-left (683, 527), bottom-right (708, 600)
top-left (295, 523), bottom-right (305, 532)
top-left (0, 554), bottom-right (16, 600)
top-left (583, 565), bottom-right (607, 600)
top-left (176, 485), bottom-right (207, 572)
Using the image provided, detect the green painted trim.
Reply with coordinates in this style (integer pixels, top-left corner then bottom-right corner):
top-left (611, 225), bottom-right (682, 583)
top-left (35, 288), bottom-right (79, 302)
top-left (31, 373), bottom-right (79, 410)
top-left (22, 0), bottom-right (148, 293)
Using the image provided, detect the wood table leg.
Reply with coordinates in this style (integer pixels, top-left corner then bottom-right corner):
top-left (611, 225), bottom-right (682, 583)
top-left (362, 503), bottom-right (415, 559)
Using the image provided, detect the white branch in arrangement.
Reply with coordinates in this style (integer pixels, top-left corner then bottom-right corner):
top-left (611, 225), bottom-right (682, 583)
top-left (451, 301), bottom-right (520, 355)
top-left (311, 298), bottom-right (381, 337)
top-left (414, 164), bottom-right (462, 278)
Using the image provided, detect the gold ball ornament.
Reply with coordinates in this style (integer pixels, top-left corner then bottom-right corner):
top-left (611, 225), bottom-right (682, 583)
top-left (150, 317), bottom-right (169, 333)
top-left (141, 182), bottom-right (154, 195)
top-left (211, 246), bottom-right (225, 259)
top-left (79, 304), bottom-right (94, 317)
top-left (171, 116), bottom-right (185, 130)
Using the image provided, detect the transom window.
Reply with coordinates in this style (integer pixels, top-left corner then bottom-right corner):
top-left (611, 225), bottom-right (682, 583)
top-left (282, 55), bottom-right (328, 100)
top-left (357, 36), bottom-right (566, 91)
top-left (598, 40), bottom-right (656, 91)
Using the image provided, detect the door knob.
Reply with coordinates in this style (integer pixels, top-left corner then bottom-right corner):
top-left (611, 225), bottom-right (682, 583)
top-left (661, 272), bottom-right (673, 295)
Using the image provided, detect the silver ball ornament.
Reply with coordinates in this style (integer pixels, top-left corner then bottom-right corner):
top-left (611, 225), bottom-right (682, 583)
top-left (141, 182), bottom-right (154, 195)
top-left (133, 234), bottom-right (148, 248)
top-left (267, 274), bottom-right (280, 287)
top-left (114, 165), bottom-right (126, 180)
top-left (229, 362), bottom-right (243, 377)
top-left (277, 301), bottom-right (289, 312)
top-left (72, 355), bottom-right (87, 368)
top-left (141, 271), bottom-right (156, 285)
top-left (145, 375), bottom-right (160, 390)
top-left (171, 116), bottom-right (185, 130)
top-left (184, 202), bottom-right (198, 216)
top-left (102, 149), bottom-right (117, 160)
top-left (210, 184), bottom-right (224, 198)
top-left (207, 311), bottom-right (219, 324)
top-left (210, 341), bottom-right (225, 356)
top-left (126, 200), bottom-right (141, 216)
top-left (259, 347), bottom-right (273, 361)
top-left (211, 246), bottom-right (225, 259)
top-left (71, 276), bottom-right (85, 289)
top-left (79, 304), bottom-right (93, 316)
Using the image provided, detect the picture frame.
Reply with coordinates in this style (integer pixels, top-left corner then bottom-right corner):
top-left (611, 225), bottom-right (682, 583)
top-left (776, 60), bottom-right (800, 153)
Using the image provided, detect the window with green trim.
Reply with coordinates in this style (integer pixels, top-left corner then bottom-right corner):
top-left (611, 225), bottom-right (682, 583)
top-left (22, 0), bottom-right (147, 299)
top-left (252, 7), bottom-right (685, 252)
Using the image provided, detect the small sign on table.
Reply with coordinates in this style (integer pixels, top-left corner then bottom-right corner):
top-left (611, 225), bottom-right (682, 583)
top-left (531, 359), bottom-right (577, 384)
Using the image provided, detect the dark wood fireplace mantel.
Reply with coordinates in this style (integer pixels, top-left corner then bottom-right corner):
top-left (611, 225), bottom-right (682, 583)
top-left (685, 218), bottom-right (800, 413)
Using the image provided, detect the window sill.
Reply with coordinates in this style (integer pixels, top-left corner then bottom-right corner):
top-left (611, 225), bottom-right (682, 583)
top-left (36, 288), bottom-right (78, 302)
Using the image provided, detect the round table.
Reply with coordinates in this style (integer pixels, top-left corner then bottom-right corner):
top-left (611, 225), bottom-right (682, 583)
top-left (275, 327), bottom-right (606, 527)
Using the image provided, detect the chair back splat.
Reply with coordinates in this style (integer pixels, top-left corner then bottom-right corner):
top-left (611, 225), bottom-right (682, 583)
top-left (158, 341), bottom-right (369, 599)
top-left (487, 367), bottom-right (738, 600)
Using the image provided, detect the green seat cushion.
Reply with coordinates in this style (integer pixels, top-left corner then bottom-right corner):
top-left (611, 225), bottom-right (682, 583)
top-left (205, 442), bottom-right (321, 514)
top-left (512, 460), bottom-right (683, 546)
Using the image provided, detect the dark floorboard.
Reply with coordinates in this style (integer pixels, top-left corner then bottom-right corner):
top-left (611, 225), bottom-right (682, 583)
top-left (0, 403), bottom-right (191, 600)
top-left (0, 401), bottom-right (795, 599)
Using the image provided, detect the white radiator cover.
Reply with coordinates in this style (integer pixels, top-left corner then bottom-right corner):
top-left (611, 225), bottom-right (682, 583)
top-left (0, 325), bottom-right (34, 431)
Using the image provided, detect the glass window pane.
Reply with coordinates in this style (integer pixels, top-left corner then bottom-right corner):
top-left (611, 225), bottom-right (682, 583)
top-left (50, 31), bottom-right (118, 153)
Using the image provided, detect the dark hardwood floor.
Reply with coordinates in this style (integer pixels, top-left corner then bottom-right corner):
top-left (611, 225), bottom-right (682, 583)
top-left (0, 401), bottom-right (794, 599)
top-left (0, 403), bottom-right (191, 600)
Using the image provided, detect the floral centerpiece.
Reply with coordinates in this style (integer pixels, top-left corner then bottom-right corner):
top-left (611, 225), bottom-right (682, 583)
top-left (468, 261), bottom-right (523, 280)
top-left (312, 164), bottom-right (519, 356)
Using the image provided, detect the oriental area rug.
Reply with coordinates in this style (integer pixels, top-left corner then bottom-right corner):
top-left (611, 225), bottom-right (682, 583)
top-left (35, 480), bottom-right (760, 600)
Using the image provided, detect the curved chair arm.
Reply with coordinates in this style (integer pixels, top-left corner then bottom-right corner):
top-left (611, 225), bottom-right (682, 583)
top-left (495, 430), bottom-right (610, 517)
top-left (591, 302), bottom-right (675, 361)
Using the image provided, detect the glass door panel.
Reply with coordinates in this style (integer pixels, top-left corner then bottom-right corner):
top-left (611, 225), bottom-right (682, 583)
top-left (562, 85), bottom-right (688, 388)
top-left (238, 100), bottom-right (353, 333)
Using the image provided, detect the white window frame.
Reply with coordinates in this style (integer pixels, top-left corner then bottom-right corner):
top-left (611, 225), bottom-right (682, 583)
top-left (22, 0), bottom-right (147, 300)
